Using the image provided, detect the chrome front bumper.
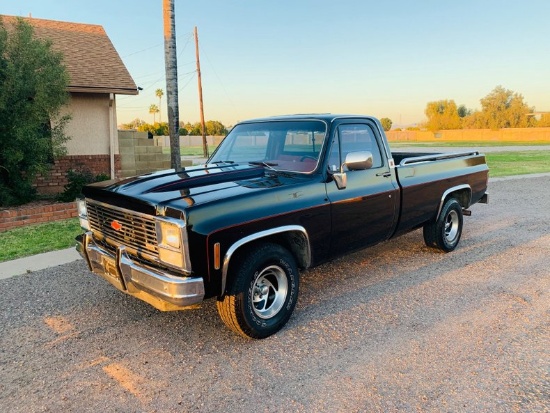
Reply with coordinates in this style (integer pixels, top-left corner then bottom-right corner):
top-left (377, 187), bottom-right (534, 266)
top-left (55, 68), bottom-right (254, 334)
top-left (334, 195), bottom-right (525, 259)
top-left (76, 232), bottom-right (205, 311)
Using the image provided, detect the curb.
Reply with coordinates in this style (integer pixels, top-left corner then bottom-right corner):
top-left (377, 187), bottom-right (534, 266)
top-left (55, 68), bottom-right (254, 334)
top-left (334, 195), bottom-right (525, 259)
top-left (0, 247), bottom-right (82, 280)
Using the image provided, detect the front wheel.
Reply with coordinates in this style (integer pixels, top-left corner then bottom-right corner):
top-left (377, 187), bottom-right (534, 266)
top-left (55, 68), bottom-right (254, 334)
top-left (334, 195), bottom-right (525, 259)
top-left (216, 243), bottom-right (299, 339)
top-left (423, 198), bottom-right (463, 252)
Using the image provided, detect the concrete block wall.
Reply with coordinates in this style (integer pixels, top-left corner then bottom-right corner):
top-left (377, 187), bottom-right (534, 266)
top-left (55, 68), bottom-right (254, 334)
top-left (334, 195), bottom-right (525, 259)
top-left (118, 130), bottom-right (172, 177)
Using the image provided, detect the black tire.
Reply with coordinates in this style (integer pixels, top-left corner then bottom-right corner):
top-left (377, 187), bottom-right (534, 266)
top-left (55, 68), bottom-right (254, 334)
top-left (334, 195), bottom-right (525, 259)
top-left (423, 198), bottom-right (463, 252)
top-left (216, 242), bottom-right (299, 339)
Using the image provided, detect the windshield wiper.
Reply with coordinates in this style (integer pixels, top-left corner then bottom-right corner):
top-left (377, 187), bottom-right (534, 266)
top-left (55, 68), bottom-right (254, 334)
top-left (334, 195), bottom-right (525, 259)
top-left (208, 160), bottom-right (235, 165)
top-left (249, 161), bottom-right (278, 170)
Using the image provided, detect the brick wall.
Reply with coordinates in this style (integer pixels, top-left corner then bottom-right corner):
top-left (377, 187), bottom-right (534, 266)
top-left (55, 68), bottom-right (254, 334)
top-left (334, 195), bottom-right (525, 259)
top-left (34, 154), bottom-right (121, 195)
top-left (0, 201), bottom-right (77, 232)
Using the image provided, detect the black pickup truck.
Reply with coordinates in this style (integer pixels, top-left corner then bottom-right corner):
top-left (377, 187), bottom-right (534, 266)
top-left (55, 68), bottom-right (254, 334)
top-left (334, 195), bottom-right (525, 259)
top-left (76, 114), bottom-right (488, 338)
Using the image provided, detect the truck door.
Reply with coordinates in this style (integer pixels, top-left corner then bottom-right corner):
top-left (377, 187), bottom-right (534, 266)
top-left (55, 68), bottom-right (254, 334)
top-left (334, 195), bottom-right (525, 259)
top-left (325, 122), bottom-right (399, 257)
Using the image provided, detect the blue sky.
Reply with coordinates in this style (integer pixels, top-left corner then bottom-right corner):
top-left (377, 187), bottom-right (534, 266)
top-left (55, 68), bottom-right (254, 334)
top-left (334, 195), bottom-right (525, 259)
top-left (3, 0), bottom-right (550, 127)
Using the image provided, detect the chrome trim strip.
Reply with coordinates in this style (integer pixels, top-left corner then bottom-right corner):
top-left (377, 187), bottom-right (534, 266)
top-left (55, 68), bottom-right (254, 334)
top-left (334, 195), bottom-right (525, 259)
top-left (77, 232), bottom-right (204, 309)
top-left (399, 151), bottom-right (480, 166)
top-left (85, 198), bottom-right (191, 274)
top-left (221, 225), bottom-right (311, 295)
top-left (437, 184), bottom-right (472, 219)
top-left (87, 198), bottom-right (159, 221)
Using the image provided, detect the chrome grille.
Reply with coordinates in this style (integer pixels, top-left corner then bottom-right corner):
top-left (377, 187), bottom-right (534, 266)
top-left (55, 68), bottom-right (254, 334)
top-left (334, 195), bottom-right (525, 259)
top-left (86, 200), bottom-right (158, 258)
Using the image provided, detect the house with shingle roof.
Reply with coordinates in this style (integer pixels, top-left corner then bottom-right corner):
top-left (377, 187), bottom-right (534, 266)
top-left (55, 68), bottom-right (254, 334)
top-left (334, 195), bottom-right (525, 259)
top-left (2, 15), bottom-right (139, 193)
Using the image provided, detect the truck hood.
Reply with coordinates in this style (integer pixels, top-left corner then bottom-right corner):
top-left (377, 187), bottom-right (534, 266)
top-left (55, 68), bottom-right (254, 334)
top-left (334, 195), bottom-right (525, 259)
top-left (82, 163), bottom-right (303, 214)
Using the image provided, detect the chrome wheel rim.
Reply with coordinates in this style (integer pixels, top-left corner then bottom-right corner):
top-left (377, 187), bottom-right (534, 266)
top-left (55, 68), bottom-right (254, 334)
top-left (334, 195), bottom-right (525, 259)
top-left (444, 210), bottom-right (460, 243)
top-left (251, 265), bottom-right (288, 319)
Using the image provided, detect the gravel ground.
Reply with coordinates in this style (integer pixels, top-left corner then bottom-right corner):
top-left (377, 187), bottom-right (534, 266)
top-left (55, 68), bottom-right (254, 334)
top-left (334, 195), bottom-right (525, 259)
top-left (0, 176), bottom-right (548, 413)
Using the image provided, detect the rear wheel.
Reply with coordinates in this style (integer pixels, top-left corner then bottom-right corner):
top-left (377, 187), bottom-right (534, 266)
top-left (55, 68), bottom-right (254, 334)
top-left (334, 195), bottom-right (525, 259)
top-left (216, 243), bottom-right (299, 339)
top-left (423, 198), bottom-right (463, 252)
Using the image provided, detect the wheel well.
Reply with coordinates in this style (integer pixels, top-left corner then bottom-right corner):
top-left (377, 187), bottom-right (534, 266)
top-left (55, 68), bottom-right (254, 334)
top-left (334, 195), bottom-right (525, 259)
top-left (433, 186), bottom-right (471, 223)
top-left (221, 228), bottom-right (311, 297)
top-left (230, 231), bottom-right (309, 270)
top-left (445, 188), bottom-right (471, 209)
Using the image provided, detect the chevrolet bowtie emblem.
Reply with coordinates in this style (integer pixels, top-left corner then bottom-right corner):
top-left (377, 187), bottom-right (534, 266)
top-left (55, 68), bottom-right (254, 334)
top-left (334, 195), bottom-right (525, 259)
top-left (111, 220), bottom-right (122, 231)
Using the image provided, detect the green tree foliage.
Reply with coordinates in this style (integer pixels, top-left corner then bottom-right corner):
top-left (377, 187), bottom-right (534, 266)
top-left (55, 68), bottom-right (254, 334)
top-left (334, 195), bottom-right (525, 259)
top-left (205, 120), bottom-right (228, 135)
top-left (137, 122), bottom-right (168, 136)
top-left (457, 105), bottom-right (472, 118)
top-left (132, 120), bottom-right (228, 137)
top-left (469, 86), bottom-right (534, 129)
top-left (149, 104), bottom-right (159, 123)
top-left (120, 118), bottom-right (146, 130)
top-left (424, 100), bottom-right (462, 131)
top-left (0, 18), bottom-right (70, 206)
top-left (155, 88), bottom-right (163, 121)
top-left (380, 118), bottom-right (392, 131)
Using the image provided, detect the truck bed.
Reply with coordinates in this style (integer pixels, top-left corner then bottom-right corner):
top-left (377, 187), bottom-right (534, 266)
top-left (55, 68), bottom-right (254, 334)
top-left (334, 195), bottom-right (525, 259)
top-left (391, 150), bottom-right (489, 237)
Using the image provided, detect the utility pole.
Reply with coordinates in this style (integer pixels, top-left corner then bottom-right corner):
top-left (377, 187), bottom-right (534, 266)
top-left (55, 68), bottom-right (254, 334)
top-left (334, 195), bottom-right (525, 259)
top-left (163, 0), bottom-right (181, 171)
top-left (194, 26), bottom-right (208, 158)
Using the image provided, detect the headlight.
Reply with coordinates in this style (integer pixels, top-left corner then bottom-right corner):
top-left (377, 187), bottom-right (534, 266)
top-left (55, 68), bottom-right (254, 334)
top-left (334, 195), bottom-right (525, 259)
top-left (158, 221), bottom-right (181, 249)
top-left (156, 218), bottom-right (190, 271)
top-left (76, 198), bottom-right (90, 230)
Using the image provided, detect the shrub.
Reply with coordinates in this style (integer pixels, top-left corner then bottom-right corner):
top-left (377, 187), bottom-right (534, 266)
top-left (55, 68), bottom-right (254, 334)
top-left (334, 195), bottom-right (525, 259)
top-left (57, 169), bottom-right (110, 202)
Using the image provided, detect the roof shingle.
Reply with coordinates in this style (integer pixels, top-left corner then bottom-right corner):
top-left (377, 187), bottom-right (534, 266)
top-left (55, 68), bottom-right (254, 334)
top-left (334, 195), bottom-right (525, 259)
top-left (2, 15), bottom-right (138, 95)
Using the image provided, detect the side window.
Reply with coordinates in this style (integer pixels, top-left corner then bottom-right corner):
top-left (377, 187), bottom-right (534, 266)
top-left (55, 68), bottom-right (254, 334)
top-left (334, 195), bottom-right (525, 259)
top-left (328, 124), bottom-right (383, 171)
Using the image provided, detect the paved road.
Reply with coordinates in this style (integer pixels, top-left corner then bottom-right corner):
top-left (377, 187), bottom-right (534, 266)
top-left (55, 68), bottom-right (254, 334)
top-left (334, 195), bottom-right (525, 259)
top-left (1, 176), bottom-right (548, 412)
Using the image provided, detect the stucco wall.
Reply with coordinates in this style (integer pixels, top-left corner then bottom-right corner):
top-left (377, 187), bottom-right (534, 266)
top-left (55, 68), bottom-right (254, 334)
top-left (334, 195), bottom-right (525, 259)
top-left (60, 92), bottom-right (118, 155)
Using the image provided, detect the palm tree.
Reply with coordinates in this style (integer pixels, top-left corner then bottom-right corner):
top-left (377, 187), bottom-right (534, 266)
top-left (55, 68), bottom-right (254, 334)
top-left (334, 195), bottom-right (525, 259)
top-left (155, 89), bottom-right (164, 122)
top-left (149, 104), bottom-right (159, 123)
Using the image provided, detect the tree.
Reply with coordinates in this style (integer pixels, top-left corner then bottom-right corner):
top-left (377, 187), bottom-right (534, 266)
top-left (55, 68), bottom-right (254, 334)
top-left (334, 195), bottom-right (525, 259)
top-left (537, 113), bottom-right (550, 127)
top-left (461, 111), bottom-right (484, 129)
top-left (155, 88), bottom-right (163, 122)
top-left (0, 18), bottom-right (70, 206)
top-left (149, 104), bottom-right (159, 123)
top-left (477, 86), bottom-right (534, 129)
top-left (120, 118), bottom-right (146, 130)
top-left (457, 105), bottom-right (472, 118)
top-left (424, 100), bottom-right (462, 131)
top-left (380, 118), bottom-right (392, 131)
top-left (205, 120), bottom-right (228, 135)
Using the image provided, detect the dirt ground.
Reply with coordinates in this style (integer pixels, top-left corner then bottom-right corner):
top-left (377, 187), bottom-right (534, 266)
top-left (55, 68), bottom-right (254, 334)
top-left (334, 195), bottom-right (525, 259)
top-left (0, 175), bottom-right (548, 412)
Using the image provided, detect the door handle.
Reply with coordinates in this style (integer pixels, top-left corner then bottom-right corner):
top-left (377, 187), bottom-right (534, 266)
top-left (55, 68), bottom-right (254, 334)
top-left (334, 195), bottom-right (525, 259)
top-left (376, 172), bottom-right (391, 178)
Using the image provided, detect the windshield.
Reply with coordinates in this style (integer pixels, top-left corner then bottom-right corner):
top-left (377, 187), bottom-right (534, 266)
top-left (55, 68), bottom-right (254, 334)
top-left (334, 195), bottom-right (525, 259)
top-left (209, 120), bottom-right (327, 173)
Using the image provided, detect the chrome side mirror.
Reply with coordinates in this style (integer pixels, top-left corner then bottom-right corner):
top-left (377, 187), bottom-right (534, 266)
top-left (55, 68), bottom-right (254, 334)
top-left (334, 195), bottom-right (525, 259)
top-left (332, 151), bottom-right (373, 190)
top-left (345, 151), bottom-right (373, 171)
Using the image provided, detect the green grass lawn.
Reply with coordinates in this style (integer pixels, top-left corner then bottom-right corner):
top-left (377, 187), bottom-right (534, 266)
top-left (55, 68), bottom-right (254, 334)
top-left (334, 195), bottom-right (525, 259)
top-left (485, 151), bottom-right (550, 177)
top-left (0, 218), bottom-right (82, 262)
top-left (1, 148), bottom-right (549, 263)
